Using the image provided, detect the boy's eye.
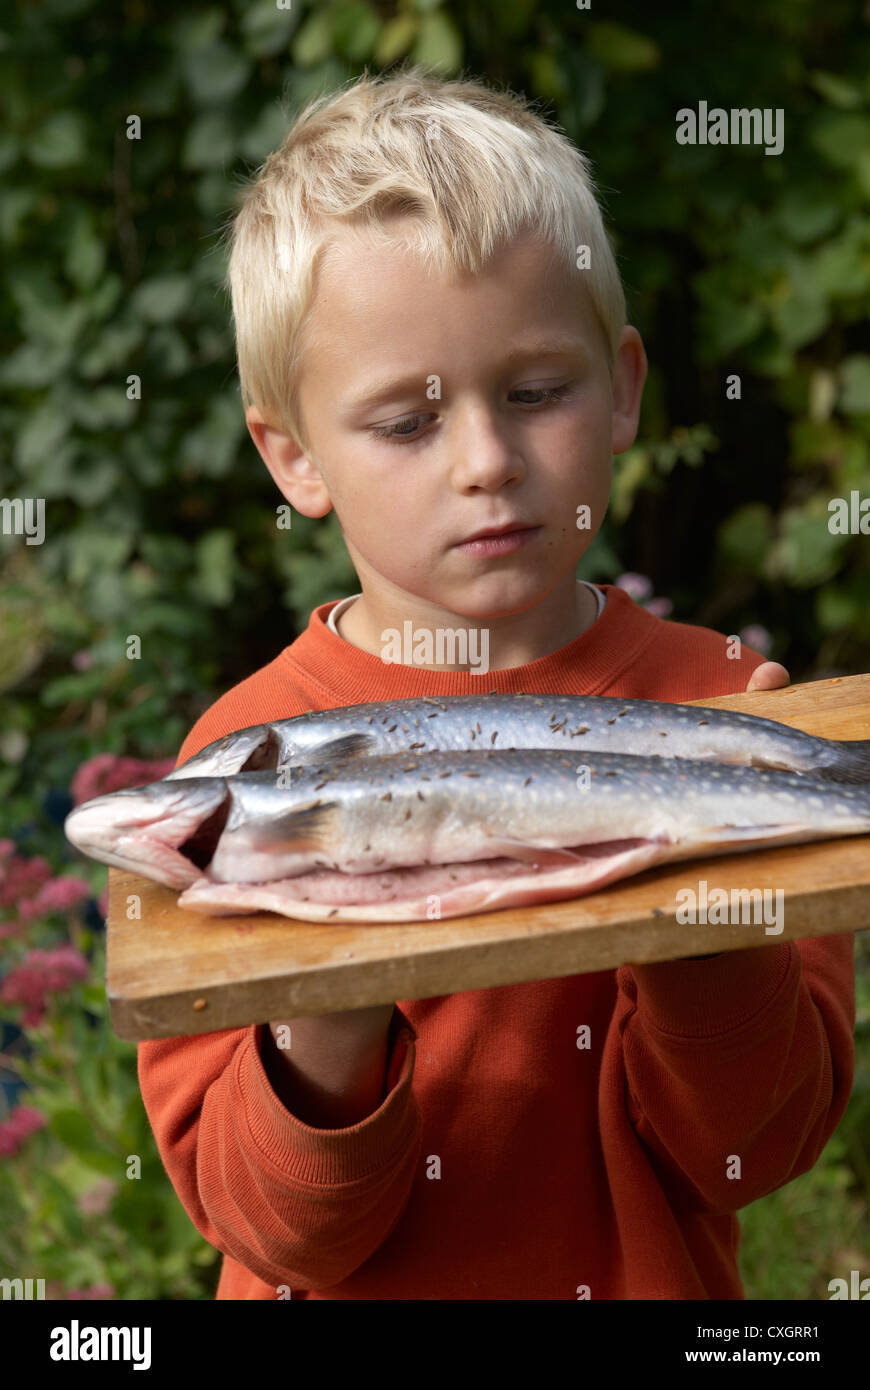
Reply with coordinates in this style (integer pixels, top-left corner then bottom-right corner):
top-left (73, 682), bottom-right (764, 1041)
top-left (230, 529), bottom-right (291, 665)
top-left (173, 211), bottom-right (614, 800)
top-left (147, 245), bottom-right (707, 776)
top-left (370, 415), bottom-right (431, 441)
top-left (368, 382), bottom-right (576, 443)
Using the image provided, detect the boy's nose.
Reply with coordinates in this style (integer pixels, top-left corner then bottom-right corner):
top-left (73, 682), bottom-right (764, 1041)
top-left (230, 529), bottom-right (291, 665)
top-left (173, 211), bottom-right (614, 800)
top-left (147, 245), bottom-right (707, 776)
top-left (447, 406), bottom-right (526, 488)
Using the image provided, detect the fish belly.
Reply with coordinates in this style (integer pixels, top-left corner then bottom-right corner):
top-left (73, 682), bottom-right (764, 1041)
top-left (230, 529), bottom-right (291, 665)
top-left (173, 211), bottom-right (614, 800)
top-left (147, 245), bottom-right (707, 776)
top-left (176, 836), bottom-right (669, 922)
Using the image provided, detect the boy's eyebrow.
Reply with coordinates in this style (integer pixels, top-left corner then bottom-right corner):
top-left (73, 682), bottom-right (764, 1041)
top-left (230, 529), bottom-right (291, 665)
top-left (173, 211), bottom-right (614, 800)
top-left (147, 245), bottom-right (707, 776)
top-left (343, 335), bottom-right (590, 413)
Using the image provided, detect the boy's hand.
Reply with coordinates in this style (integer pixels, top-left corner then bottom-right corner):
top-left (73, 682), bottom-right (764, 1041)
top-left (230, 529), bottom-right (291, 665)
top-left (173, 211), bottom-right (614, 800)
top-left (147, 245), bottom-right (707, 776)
top-left (745, 661), bottom-right (790, 692)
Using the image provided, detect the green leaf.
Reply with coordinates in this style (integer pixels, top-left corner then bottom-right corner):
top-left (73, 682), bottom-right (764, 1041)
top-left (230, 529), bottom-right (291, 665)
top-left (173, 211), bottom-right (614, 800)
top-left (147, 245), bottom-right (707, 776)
top-left (698, 294), bottom-right (764, 357)
top-left (810, 113), bottom-right (870, 170)
top-left (180, 392), bottom-right (246, 477)
top-left (0, 135), bottom-right (20, 173)
top-left (238, 102), bottom-right (293, 163)
top-left (64, 213), bottom-right (106, 291)
top-left (770, 286), bottom-right (829, 350)
top-left (66, 464), bottom-right (122, 508)
top-left (240, 0), bottom-right (301, 57)
top-left (839, 356), bottom-right (870, 415)
top-left (147, 325), bottom-right (193, 374)
top-left (190, 529), bottom-right (236, 606)
top-left (816, 585), bottom-right (860, 635)
top-left (530, 52), bottom-right (569, 102)
top-left (610, 447), bottom-right (651, 522)
top-left (585, 22), bottom-right (660, 72)
top-left (331, 1), bottom-right (380, 61)
top-left (766, 502), bottom-right (847, 587)
top-left (375, 14), bottom-right (419, 66)
top-left (70, 387), bottom-right (137, 431)
top-left (292, 10), bottom-right (334, 67)
top-left (130, 275), bottom-right (192, 324)
top-left (776, 188), bottom-right (840, 245)
top-left (15, 400), bottom-right (67, 471)
top-left (0, 343), bottom-right (71, 389)
top-left (171, 9), bottom-right (225, 54)
top-left (26, 112), bottom-right (88, 168)
top-left (78, 322), bottom-right (145, 379)
top-left (41, 668), bottom-right (113, 707)
top-left (808, 71), bottom-right (863, 110)
top-left (412, 11), bottom-right (463, 73)
top-left (717, 503), bottom-right (773, 574)
top-left (561, 50), bottom-right (605, 128)
top-left (181, 112), bottom-right (237, 169)
top-left (66, 528), bottom-right (136, 584)
top-left (808, 226), bottom-right (870, 298)
top-left (0, 188), bottom-right (37, 244)
top-left (183, 41), bottom-right (251, 104)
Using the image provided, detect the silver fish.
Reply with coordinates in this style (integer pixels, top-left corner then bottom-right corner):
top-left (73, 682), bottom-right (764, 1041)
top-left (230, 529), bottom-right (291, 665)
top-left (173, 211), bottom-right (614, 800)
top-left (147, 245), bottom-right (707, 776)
top-left (65, 749), bottom-right (870, 921)
top-left (164, 694), bottom-right (870, 784)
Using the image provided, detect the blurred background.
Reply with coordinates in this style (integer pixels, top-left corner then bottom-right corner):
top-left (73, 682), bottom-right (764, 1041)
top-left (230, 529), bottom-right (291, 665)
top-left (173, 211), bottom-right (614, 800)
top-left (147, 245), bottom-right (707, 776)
top-left (1, 0), bottom-right (868, 1299)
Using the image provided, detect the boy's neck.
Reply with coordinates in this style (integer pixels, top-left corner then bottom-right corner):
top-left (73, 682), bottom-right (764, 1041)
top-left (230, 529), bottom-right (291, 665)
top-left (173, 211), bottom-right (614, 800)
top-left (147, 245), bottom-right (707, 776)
top-left (333, 579), bottom-right (599, 673)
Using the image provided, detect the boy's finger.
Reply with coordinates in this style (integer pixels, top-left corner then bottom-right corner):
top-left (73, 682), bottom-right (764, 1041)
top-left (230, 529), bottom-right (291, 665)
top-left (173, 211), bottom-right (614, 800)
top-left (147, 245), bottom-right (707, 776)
top-left (746, 661), bottom-right (790, 692)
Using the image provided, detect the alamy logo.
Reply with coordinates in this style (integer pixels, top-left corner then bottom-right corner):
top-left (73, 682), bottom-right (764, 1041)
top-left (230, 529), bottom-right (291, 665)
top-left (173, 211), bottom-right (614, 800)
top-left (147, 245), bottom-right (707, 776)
top-left (0, 497), bottom-right (45, 544)
top-left (0, 1276), bottom-right (44, 1298)
top-left (49, 1320), bottom-right (152, 1370)
top-left (675, 103), bottom-right (784, 156)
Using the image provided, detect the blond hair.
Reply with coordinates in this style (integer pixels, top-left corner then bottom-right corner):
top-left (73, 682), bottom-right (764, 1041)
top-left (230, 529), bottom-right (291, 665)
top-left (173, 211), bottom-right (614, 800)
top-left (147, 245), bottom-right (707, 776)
top-left (224, 63), bottom-right (627, 453)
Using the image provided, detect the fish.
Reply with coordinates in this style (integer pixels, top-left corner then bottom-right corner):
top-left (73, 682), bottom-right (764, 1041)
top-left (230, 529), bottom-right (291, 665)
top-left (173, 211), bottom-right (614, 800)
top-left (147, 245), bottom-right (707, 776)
top-left (163, 693), bottom-right (870, 784)
top-left (64, 748), bottom-right (870, 923)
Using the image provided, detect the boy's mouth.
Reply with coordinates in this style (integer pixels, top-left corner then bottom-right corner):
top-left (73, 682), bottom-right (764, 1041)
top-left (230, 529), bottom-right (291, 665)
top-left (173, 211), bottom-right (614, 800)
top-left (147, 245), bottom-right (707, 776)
top-left (458, 520), bottom-right (539, 544)
top-left (453, 526), bottom-right (542, 555)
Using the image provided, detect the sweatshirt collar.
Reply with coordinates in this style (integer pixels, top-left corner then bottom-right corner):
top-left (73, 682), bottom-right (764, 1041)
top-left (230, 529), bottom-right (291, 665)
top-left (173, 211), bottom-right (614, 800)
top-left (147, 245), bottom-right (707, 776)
top-left (280, 584), bottom-right (659, 702)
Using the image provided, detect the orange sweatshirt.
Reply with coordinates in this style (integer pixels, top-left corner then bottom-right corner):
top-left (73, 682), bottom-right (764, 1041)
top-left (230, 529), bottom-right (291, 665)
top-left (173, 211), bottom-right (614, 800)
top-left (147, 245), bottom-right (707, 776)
top-left (137, 583), bottom-right (855, 1300)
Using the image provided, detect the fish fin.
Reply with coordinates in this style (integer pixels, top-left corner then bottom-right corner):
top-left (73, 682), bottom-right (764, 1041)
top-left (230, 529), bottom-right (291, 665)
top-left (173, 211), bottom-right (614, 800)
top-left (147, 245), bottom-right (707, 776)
top-left (709, 822), bottom-right (808, 843)
top-left (256, 800), bottom-right (340, 851)
top-left (817, 739), bottom-right (870, 785)
top-left (308, 733), bottom-right (376, 764)
top-left (479, 834), bottom-right (589, 867)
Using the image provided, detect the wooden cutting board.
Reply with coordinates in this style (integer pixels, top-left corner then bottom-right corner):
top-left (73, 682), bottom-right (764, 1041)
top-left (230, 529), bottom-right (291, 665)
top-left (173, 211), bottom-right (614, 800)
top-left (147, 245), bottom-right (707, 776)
top-left (106, 673), bottom-right (870, 1040)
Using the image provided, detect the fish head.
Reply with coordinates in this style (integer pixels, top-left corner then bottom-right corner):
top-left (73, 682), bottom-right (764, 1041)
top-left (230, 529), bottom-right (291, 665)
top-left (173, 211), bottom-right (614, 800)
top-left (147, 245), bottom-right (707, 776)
top-left (64, 779), bottom-right (230, 888)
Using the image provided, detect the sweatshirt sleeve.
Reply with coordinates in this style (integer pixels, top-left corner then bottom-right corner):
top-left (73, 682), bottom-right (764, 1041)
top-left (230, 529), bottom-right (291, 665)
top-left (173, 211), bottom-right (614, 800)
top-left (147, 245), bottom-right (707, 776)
top-left (610, 934), bottom-right (855, 1213)
top-left (138, 1018), bottom-right (424, 1291)
top-left (137, 701), bottom-right (424, 1292)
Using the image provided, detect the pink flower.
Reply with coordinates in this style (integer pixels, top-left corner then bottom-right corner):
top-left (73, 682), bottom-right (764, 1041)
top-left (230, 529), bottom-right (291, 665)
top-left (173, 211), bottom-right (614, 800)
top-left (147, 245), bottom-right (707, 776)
top-left (615, 571), bottom-right (653, 601)
top-left (0, 854), bottom-right (53, 909)
top-left (0, 840), bottom-right (15, 861)
top-left (71, 754), bottom-right (176, 806)
top-left (0, 943), bottom-right (89, 1026)
top-left (0, 1104), bottom-right (47, 1157)
top-left (67, 1282), bottom-right (115, 1299)
top-left (644, 597), bottom-right (673, 619)
top-left (18, 875), bottom-right (92, 922)
top-left (739, 624), bottom-right (772, 657)
top-left (71, 650), bottom-right (94, 671)
top-left (77, 1177), bottom-right (118, 1215)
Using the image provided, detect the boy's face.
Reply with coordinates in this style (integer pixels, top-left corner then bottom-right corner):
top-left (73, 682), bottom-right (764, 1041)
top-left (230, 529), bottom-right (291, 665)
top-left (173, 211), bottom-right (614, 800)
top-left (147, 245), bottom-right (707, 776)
top-left (248, 225), bottom-right (646, 657)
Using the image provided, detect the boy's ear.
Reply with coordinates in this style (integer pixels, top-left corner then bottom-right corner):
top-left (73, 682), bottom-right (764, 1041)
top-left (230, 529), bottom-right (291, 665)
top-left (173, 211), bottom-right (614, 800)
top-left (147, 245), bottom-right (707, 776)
top-left (611, 326), bottom-right (648, 456)
top-left (244, 406), bottom-right (333, 519)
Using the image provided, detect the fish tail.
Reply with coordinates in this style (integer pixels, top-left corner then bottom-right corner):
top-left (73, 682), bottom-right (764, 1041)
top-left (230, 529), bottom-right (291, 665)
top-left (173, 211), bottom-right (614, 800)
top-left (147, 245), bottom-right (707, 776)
top-left (816, 739), bottom-right (870, 785)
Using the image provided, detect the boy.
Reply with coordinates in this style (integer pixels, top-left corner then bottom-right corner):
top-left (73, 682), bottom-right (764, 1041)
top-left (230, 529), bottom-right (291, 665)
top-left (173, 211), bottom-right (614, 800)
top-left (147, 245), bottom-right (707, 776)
top-left (138, 67), bottom-right (852, 1300)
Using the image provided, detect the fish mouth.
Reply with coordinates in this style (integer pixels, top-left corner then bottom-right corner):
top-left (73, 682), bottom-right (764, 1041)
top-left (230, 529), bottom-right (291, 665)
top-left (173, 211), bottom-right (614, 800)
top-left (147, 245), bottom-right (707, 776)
top-left (176, 797), bottom-right (231, 871)
top-left (65, 784), bottom-right (232, 888)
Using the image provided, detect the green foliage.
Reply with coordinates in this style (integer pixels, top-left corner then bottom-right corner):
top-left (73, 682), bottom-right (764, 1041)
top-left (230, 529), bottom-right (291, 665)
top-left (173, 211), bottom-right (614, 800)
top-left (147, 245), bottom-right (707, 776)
top-left (2, 0), bottom-right (870, 1301)
top-left (0, 923), bottom-right (219, 1299)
